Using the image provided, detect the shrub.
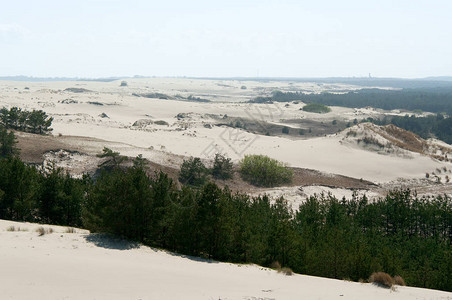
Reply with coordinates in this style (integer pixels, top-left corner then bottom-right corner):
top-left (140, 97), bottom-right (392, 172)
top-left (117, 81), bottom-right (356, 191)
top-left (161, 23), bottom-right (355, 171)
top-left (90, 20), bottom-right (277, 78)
top-left (120, 81), bottom-right (128, 87)
top-left (179, 157), bottom-right (208, 186)
top-left (393, 275), bottom-right (406, 286)
top-left (369, 272), bottom-right (394, 288)
top-left (302, 103), bottom-right (331, 114)
top-left (211, 153), bottom-right (233, 180)
top-left (239, 154), bottom-right (293, 187)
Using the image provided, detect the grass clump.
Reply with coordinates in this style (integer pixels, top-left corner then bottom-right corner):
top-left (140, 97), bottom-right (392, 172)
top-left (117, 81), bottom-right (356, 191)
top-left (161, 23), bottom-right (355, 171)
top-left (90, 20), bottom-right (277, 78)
top-left (302, 103), bottom-right (331, 114)
top-left (393, 275), bottom-right (406, 286)
top-left (239, 154), bottom-right (293, 187)
top-left (6, 226), bottom-right (28, 232)
top-left (280, 267), bottom-right (294, 276)
top-left (369, 272), bottom-right (395, 288)
top-left (65, 227), bottom-right (76, 233)
top-left (36, 227), bottom-right (54, 236)
top-left (7, 226), bottom-right (16, 231)
top-left (270, 261), bottom-right (293, 276)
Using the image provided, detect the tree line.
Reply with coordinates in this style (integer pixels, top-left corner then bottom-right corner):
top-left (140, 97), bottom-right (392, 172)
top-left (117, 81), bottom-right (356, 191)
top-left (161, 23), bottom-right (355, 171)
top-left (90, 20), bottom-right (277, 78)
top-left (0, 143), bottom-right (452, 291)
top-left (250, 88), bottom-right (452, 115)
top-left (0, 106), bottom-right (53, 134)
top-left (369, 114), bottom-right (452, 144)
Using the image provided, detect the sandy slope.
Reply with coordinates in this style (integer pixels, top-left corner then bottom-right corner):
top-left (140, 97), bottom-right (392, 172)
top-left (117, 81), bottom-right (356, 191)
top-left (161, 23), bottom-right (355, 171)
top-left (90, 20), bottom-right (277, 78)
top-left (1, 219), bottom-right (451, 300)
top-left (1, 78), bottom-right (450, 185)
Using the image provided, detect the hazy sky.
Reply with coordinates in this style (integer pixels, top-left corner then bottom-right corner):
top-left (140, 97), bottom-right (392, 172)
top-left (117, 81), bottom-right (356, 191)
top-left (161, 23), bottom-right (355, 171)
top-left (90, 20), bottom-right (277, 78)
top-left (1, 0), bottom-right (451, 78)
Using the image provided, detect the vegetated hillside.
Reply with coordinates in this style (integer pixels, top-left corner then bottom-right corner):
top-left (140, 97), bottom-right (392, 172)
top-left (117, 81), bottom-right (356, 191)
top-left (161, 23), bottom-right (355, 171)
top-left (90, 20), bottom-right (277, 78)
top-left (250, 88), bottom-right (452, 115)
top-left (2, 149), bottom-right (452, 292)
top-left (341, 123), bottom-right (452, 162)
top-left (370, 114), bottom-right (452, 145)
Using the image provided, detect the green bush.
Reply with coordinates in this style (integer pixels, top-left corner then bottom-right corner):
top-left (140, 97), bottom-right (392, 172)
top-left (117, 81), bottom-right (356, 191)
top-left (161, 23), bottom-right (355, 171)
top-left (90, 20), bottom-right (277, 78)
top-left (211, 153), bottom-right (233, 180)
top-left (179, 157), bottom-right (208, 186)
top-left (302, 103), bottom-right (331, 114)
top-left (239, 154), bottom-right (293, 187)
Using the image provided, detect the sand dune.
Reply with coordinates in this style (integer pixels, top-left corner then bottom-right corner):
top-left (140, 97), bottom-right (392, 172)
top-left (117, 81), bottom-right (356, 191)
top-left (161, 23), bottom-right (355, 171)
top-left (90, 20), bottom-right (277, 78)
top-left (1, 78), bottom-right (450, 186)
top-left (1, 219), bottom-right (451, 300)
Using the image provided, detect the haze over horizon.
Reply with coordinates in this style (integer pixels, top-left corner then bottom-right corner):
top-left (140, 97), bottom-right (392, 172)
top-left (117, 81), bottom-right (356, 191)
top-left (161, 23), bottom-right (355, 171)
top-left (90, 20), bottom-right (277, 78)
top-left (1, 0), bottom-right (450, 79)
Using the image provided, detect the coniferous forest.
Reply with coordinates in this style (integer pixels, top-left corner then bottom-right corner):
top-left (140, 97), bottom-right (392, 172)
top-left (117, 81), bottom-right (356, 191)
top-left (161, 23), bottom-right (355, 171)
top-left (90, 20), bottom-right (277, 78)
top-left (0, 137), bottom-right (451, 291)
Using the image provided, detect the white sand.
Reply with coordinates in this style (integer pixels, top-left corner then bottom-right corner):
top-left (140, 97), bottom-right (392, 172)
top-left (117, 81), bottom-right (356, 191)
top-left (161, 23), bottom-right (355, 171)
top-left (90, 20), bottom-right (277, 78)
top-left (1, 78), bottom-right (451, 185)
top-left (1, 219), bottom-right (451, 300)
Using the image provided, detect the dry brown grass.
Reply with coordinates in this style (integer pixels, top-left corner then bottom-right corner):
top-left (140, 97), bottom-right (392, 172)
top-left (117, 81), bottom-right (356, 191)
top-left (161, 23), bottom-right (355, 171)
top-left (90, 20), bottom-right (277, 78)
top-left (6, 226), bottom-right (28, 232)
top-left (7, 226), bottom-right (17, 232)
top-left (270, 261), bottom-right (282, 270)
top-left (65, 227), bottom-right (76, 233)
top-left (279, 267), bottom-right (294, 276)
top-left (369, 272), bottom-right (395, 288)
top-left (269, 261), bottom-right (293, 276)
top-left (36, 227), bottom-right (54, 236)
top-left (393, 275), bottom-right (406, 286)
top-left (382, 124), bottom-right (426, 154)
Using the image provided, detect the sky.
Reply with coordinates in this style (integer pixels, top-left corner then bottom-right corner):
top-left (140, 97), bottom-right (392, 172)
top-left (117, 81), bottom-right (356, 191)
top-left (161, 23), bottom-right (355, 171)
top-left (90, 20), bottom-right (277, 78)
top-left (0, 0), bottom-right (451, 78)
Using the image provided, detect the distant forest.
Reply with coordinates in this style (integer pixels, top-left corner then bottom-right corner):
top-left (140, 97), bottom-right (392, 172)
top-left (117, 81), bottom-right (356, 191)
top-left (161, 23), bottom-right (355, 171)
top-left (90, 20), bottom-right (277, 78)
top-left (250, 88), bottom-right (452, 115)
top-left (370, 114), bottom-right (452, 144)
top-left (250, 89), bottom-right (452, 144)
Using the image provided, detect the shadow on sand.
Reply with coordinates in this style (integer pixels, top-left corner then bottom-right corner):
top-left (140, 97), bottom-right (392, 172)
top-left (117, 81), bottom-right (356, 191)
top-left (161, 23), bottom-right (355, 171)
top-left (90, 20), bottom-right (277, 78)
top-left (84, 233), bottom-right (140, 250)
top-left (83, 233), bottom-right (219, 264)
top-left (165, 250), bottom-right (220, 264)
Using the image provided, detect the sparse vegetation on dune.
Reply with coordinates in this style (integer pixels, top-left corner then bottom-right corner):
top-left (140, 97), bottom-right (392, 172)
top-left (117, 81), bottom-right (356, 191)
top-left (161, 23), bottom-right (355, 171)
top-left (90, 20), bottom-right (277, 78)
top-left (369, 272), bottom-right (395, 288)
top-left (36, 226), bottom-right (54, 236)
top-left (64, 87), bottom-right (93, 93)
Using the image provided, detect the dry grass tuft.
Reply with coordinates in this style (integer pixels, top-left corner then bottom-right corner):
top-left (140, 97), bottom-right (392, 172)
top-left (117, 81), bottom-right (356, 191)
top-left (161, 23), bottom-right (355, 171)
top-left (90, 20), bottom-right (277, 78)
top-left (36, 227), bottom-right (54, 236)
top-left (393, 275), bottom-right (406, 286)
top-left (6, 226), bottom-right (28, 232)
top-left (270, 261), bottom-right (282, 270)
top-left (369, 272), bottom-right (395, 288)
top-left (279, 267), bottom-right (294, 276)
top-left (7, 226), bottom-right (17, 231)
top-left (269, 261), bottom-right (293, 276)
top-left (65, 227), bottom-right (76, 233)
